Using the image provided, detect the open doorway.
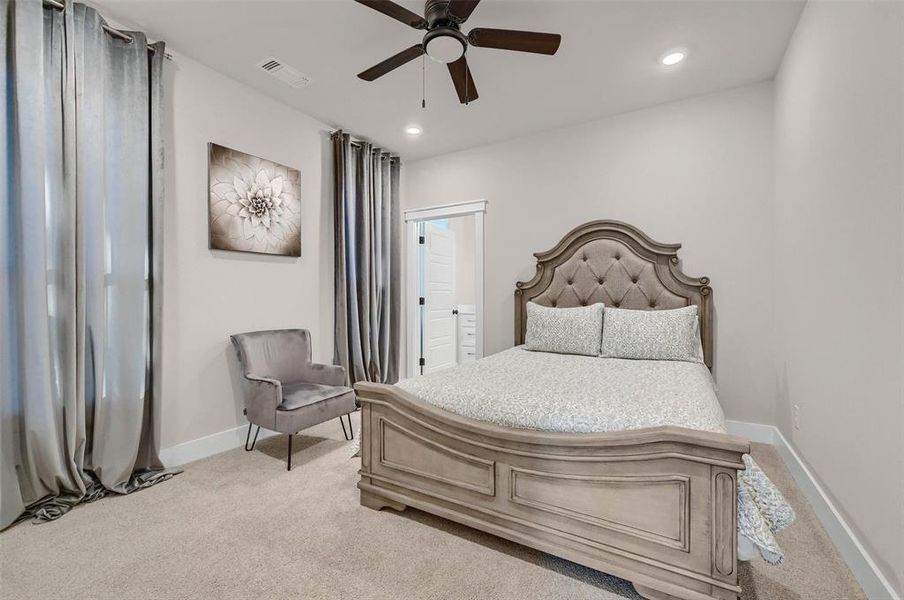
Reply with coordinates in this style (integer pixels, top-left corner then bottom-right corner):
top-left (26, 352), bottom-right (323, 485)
top-left (404, 201), bottom-right (486, 378)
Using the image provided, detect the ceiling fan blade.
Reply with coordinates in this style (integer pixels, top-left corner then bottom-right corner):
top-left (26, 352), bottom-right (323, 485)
top-left (447, 56), bottom-right (478, 104)
top-left (467, 28), bottom-right (562, 55)
top-left (358, 44), bottom-right (425, 81)
top-left (446, 0), bottom-right (480, 23)
top-left (354, 0), bottom-right (427, 29)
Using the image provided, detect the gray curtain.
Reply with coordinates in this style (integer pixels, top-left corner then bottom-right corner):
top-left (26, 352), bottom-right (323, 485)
top-left (333, 132), bottom-right (402, 385)
top-left (0, 1), bottom-right (178, 530)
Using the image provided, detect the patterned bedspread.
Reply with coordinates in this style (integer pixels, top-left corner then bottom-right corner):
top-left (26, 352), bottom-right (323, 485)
top-left (396, 346), bottom-right (795, 564)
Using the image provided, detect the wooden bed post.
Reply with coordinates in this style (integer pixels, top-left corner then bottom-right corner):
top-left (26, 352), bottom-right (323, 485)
top-left (359, 400), bottom-right (407, 512)
top-left (711, 467), bottom-right (740, 593)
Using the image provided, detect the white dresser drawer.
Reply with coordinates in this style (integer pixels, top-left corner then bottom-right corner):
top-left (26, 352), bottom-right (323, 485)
top-left (458, 347), bottom-right (477, 363)
top-left (458, 325), bottom-right (476, 348)
top-left (459, 313), bottom-right (477, 328)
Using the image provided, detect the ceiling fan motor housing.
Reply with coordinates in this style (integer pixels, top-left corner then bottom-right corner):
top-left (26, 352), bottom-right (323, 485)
top-left (425, 0), bottom-right (461, 27)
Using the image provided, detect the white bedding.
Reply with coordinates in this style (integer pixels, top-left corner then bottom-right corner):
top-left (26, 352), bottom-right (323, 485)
top-left (396, 346), bottom-right (795, 564)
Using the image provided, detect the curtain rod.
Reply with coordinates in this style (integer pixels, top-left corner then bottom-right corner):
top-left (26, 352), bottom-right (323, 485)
top-left (42, 0), bottom-right (172, 60)
top-left (331, 130), bottom-right (366, 148)
top-left (331, 130), bottom-right (400, 159)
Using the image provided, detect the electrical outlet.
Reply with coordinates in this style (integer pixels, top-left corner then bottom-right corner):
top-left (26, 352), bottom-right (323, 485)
top-left (792, 404), bottom-right (801, 430)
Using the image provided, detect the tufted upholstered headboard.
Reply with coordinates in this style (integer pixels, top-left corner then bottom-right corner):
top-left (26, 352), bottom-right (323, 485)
top-left (514, 220), bottom-right (714, 368)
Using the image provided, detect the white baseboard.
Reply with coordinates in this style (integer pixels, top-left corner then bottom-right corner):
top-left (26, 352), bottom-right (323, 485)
top-left (727, 420), bottom-right (900, 600)
top-left (159, 423), bottom-right (278, 467)
top-left (725, 419), bottom-right (776, 444)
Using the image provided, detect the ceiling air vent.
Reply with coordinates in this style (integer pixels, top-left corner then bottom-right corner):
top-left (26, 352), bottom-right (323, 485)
top-left (256, 57), bottom-right (311, 89)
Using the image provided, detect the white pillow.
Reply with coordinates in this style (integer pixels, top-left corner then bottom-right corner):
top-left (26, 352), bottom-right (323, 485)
top-left (601, 305), bottom-right (704, 363)
top-left (524, 302), bottom-right (604, 357)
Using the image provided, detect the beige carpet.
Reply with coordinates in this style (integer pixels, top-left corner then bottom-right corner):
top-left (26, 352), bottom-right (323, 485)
top-left (0, 413), bottom-right (865, 600)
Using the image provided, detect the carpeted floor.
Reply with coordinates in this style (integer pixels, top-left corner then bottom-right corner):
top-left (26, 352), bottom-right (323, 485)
top-left (0, 413), bottom-right (865, 600)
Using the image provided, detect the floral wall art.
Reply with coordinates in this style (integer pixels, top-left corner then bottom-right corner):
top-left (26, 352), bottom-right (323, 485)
top-left (208, 143), bottom-right (302, 257)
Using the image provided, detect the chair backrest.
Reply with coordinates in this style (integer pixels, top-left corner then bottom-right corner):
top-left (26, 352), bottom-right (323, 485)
top-left (230, 329), bottom-right (312, 384)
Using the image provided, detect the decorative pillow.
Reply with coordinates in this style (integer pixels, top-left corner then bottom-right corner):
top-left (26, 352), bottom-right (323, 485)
top-left (524, 302), bottom-right (604, 357)
top-left (601, 305), bottom-right (704, 363)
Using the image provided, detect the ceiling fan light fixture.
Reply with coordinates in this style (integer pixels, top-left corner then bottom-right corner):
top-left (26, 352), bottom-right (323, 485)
top-left (424, 28), bottom-right (467, 64)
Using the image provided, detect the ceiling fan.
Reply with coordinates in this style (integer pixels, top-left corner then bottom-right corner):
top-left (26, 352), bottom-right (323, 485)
top-left (354, 0), bottom-right (562, 104)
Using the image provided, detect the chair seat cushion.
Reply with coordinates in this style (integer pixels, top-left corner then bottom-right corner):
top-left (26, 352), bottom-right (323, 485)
top-left (278, 382), bottom-right (354, 411)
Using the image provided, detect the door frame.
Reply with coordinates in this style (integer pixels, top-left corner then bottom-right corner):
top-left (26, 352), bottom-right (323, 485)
top-left (404, 200), bottom-right (487, 378)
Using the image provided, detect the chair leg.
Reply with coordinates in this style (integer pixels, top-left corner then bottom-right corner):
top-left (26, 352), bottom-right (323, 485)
top-left (244, 423), bottom-right (260, 451)
top-left (339, 413), bottom-right (354, 441)
top-left (287, 433), bottom-right (293, 471)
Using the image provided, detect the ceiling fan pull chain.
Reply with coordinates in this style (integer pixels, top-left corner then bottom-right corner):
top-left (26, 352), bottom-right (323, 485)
top-left (422, 54), bottom-right (426, 109)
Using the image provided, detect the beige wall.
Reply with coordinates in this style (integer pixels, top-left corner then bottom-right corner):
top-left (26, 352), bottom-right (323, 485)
top-left (773, 1), bottom-right (904, 594)
top-left (160, 52), bottom-right (334, 449)
top-left (448, 215), bottom-right (477, 306)
top-left (403, 82), bottom-right (776, 425)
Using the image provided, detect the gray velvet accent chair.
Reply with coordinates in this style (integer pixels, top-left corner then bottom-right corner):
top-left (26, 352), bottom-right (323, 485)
top-left (230, 329), bottom-right (356, 470)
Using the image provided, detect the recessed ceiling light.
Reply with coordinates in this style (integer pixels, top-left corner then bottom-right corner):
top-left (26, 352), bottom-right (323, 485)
top-left (405, 125), bottom-right (422, 136)
top-left (660, 49), bottom-right (687, 66)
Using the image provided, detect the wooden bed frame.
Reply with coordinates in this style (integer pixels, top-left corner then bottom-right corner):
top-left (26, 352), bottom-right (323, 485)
top-left (356, 220), bottom-right (750, 600)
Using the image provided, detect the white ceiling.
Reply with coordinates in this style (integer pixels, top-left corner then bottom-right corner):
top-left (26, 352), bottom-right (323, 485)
top-left (97, 0), bottom-right (804, 160)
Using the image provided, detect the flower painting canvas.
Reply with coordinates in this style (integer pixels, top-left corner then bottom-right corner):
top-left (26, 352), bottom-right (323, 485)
top-left (208, 143), bottom-right (301, 257)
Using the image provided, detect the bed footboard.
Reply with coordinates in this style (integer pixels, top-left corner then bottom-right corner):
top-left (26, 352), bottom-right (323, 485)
top-left (356, 382), bottom-right (750, 600)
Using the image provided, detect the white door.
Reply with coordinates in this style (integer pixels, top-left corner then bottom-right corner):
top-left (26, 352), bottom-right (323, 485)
top-left (421, 223), bottom-right (456, 374)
